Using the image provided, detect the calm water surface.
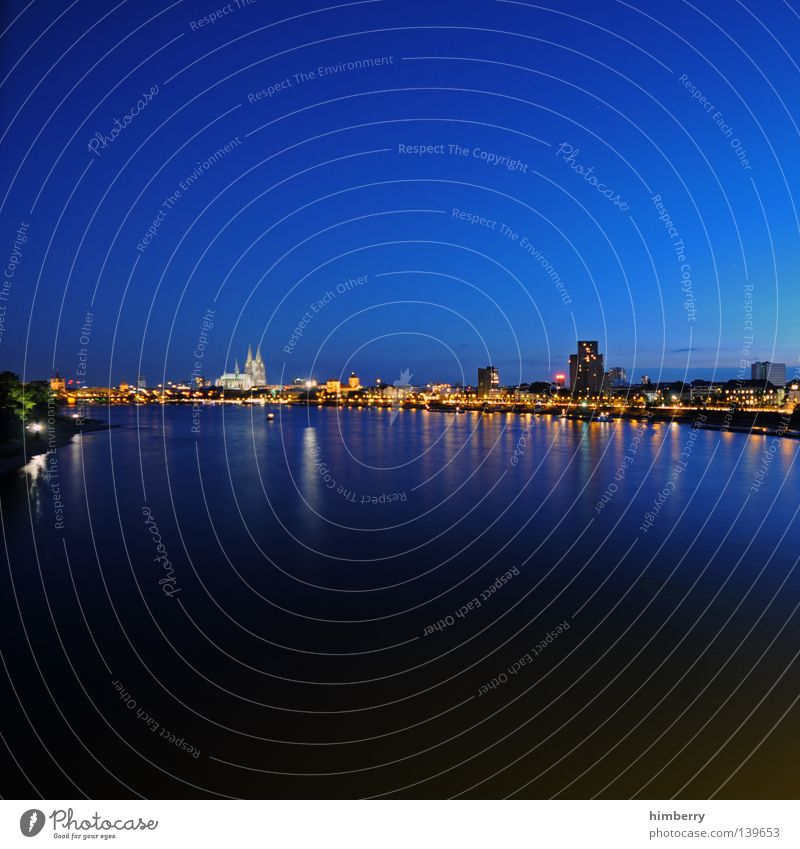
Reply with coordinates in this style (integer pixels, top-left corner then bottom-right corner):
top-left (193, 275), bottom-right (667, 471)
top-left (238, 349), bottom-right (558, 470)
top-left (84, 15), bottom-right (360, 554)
top-left (2, 405), bottom-right (799, 798)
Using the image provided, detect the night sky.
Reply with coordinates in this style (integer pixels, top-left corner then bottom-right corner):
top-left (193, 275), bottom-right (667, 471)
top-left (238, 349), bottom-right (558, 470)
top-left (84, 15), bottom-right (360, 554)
top-left (1, 0), bottom-right (799, 387)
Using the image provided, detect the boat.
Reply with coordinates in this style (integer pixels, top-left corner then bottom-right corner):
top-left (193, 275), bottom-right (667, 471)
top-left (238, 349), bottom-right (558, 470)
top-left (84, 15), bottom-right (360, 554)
top-left (266, 412), bottom-right (275, 420)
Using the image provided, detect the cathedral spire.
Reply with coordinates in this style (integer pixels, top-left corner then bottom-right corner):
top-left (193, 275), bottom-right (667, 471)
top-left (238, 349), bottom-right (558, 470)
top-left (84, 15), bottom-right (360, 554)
top-left (251, 346), bottom-right (266, 386)
top-left (245, 344), bottom-right (253, 365)
top-left (234, 358), bottom-right (240, 374)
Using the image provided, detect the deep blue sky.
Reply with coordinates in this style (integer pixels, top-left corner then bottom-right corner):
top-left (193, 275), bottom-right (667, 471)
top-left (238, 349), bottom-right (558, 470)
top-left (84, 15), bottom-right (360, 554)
top-left (1, 0), bottom-right (799, 386)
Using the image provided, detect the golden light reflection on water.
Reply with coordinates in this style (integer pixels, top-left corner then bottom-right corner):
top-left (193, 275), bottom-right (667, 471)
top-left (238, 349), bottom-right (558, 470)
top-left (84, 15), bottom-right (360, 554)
top-left (267, 409), bottom-right (800, 530)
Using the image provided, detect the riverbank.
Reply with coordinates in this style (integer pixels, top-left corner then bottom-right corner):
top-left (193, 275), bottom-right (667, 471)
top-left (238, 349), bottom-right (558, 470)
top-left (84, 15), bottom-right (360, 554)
top-left (0, 417), bottom-right (111, 476)
top-left (387, 401), bottom-right (800, 438)
top-left (614, 407), bottom-right (800, 438)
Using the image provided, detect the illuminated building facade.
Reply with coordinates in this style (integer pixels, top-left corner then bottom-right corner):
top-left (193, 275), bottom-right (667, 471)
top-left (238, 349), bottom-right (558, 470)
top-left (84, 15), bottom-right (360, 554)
top-left (217, 359), bottom-right (252, 390)
top-left (477, 365), bottom-right (499, 398)
top-left (722, 379), bottom-right (781, 406)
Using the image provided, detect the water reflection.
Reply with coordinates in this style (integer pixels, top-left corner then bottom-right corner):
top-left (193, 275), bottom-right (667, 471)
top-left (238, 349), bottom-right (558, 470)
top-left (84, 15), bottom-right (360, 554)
top-left (22, 451), bottom-right (47, 484)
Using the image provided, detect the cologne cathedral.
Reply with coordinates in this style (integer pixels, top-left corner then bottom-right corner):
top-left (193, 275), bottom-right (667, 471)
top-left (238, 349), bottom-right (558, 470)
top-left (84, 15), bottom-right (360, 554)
top-left (216, 345), bottom-right (266, 390)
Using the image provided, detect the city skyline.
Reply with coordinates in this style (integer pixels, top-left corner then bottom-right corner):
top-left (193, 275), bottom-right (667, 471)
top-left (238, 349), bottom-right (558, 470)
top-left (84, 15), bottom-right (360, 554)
top-left (33, 345), bottom-right (799, 391)
top-left (40, 351), bottom-right (799, 396)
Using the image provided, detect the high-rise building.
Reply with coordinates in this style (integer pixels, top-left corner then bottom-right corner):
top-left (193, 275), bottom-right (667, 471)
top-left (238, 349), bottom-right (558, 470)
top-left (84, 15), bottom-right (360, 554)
top-left (751, 361), bottom-right (785, 387)
top-left (569, 341), bottom-right (604, 395)
top-left (477, 365), bottom-right (499, 397)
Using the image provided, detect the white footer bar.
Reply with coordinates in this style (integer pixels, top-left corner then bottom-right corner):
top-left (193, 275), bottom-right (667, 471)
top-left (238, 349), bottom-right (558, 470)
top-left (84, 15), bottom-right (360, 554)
top-left (2, 800), bottom-right (795, 848)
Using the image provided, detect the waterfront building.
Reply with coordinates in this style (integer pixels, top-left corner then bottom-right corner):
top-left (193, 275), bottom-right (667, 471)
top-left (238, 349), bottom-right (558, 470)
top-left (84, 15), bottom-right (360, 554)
top-left (689, 380), bottom-right (722, 402)
top-left (569, 341), bottom-right (604, 395)
top-left (664, 382), bottom-right (691, 404)
top-left (326, 379), bottom-right (342, 395)
top-left (382, 383), bottom-right (411, 402)
top-left (348, 372), bottom-right (361, 390)
top-left (429, 383), bottom-right (452, 396)
top-left (515, 381), bottom-right (556, 401)
top-left (477, 365), bottom-right (499, 398)
top-left (637, 382), bottom-right (659, 403)
top-left (721, 379), bottom-right (781, 407)
top-left (751, 361), bottom-right (786, 387)
top-left (50, 372), bottom-right (66, 393)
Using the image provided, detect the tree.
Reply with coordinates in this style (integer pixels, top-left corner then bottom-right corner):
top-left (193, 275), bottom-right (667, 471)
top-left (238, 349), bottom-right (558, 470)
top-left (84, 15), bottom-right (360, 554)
top-left (0, 373), bottom-right (53, 441)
